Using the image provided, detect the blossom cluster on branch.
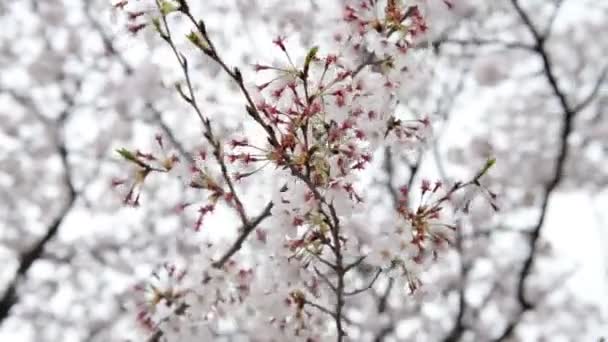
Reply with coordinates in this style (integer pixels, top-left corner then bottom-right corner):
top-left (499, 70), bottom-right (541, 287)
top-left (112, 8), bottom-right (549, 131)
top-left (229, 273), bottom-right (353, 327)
top-left (111, 0), bottom-right (497, 341)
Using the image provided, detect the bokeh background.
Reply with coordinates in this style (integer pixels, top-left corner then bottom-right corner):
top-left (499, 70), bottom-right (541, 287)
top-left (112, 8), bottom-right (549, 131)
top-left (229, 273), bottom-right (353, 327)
top-left (0, 0), bottom-right (607, 341)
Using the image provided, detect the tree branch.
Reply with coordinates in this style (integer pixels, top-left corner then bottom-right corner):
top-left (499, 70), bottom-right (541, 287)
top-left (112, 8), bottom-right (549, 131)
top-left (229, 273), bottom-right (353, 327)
top-left (211, 201), bottom-right (274, 268)
top-left (494, 1), bottom-right (583, 340)
top-left (0, 97), bottom-right (78, 325)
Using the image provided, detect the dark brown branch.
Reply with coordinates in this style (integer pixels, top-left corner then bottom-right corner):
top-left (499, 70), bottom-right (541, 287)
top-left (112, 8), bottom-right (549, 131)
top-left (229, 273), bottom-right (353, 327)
top-left (155, 7), bottom-right (280, 270)
top-left (158, 9), bottom-right (251, 228)
top-left (511, 0), bottom-right (543, 43)
top-left (303, 299), bottom-right (338, 320)
top-left (211, 201), bottom-right (274, 268)
top-left (327, 203), bottom-right (346, 342)
top-left (175, 6), bottom-right (357, 340)
top-left (0, 196), bottom-right (76, 324)
top-left (302, 298), bottom-right (355, 326)
top-left (494, 1), bottom-right (582, 340)
top-left (343, 255), bottom-right (366, 273)
top-left (313, 266), bottom-right (338, 293)
top-left (0, 103), bottom-right (77, 325)
top-left (344, 268), bottom-right (382, 296)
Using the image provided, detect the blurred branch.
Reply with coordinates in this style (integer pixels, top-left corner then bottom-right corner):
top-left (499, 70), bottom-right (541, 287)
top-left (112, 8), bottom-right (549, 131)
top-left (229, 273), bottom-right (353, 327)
top-left (432, 69), bottom-right (470, 342)
top-left (0, 89), bottom-right (78, 325)
top-left (430, 38), bottom-right (535, 52)
top-left (373, 277), bottom-right (395, 342)
top-left (442, 219), bottom-right (470, 342)
top-left (382, 148), bottom-right (400, 206)
top-left (468, 282), bottom-right (500, 333)
top-left (466, 226), bottom-right (533, 239)
top-left (543, 0), bottom-right (564, 37)
top-left (511, 0), bottom-right (543, 43)
top-left (344, 268), bottom-right (383, 296)
top-left (572, 66), bottom-right (608, 114)
top-left (211, 201), bottom-right (274, 268)
top-left (494, 0), bottom-right (592, 340)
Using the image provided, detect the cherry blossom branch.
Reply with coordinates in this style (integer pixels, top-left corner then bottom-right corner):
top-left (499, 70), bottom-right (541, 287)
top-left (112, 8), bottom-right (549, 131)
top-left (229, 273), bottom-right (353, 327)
top-left (211, 201), bottom-right (274, 268)
top-left (172, 6), bottom-right (373, 338)
top-left (120, 2), bottom-right (498, 341)
top-left (156, 5), bottom-right (249, 226)
top-left (177, 5), bottom-right (332, 208)
top-left (154, 7), bottom-right (348, 305)
top-left (373, 144), bottom-right (422, 342)
top-left (152, 3), bottom-right (306, 281)
top-left (176, 3), bottom-right (279, 144)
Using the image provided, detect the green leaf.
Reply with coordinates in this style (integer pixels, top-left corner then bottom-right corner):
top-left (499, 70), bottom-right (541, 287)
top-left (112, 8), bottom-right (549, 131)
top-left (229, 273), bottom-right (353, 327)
top-left (116, 148), bottom-right (138, 163)
top-left (473, 157), bottom-right (497, 182)
top-left (159, 0), bottom-right (179, 16)
top-left (302, 46), bottom-right (319, 79)
top-left (304, 46), bottom-right (319, 67)
top-left (483, 157), bottom-right (496, 173)
top-left (151, 17), bottom-right (163, 35)
top-left (186, 31), bottom-right (211, 53)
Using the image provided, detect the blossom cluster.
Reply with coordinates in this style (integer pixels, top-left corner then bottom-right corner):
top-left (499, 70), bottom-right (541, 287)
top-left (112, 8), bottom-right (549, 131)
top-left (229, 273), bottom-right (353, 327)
top-left (111, 0), bottom-right (496, 341)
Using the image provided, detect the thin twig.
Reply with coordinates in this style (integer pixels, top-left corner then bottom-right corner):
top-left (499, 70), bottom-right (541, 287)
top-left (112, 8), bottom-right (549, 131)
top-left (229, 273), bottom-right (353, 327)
top-left (344, 268), bottom-right (382, 296)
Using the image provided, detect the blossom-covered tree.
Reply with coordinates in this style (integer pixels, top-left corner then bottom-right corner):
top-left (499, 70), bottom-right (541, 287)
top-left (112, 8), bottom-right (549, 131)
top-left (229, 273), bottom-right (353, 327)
top-left (0, 0), bottom-right (606, 341)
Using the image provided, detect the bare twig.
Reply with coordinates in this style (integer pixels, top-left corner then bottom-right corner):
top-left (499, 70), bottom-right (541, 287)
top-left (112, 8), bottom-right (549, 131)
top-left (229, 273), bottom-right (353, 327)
top-left (344, 268), bottom-right (382, 296)
top-left (211, 201), bottom-right (274, 268)
top-left (157, 7), bottom-right (250, 227)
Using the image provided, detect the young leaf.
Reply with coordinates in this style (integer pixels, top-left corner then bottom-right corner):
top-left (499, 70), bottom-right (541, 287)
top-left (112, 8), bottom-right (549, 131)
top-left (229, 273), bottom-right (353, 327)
top-left (302, 46), bottom-right (319, 79)
top-left (159, 0), bottom-right (179, 16)
top-left (116, 148), bottom-right (138, 163)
